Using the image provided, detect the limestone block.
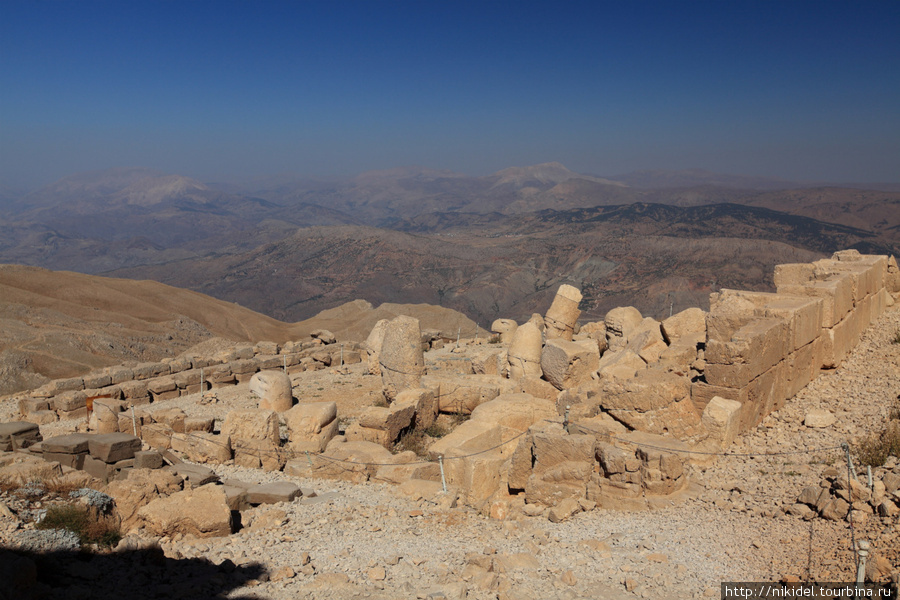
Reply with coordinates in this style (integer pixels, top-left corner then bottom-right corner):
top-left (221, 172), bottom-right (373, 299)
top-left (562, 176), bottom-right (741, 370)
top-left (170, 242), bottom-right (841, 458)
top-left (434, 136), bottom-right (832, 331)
top-left (25, 410), bottom-right (57, 425)
top-left (142, 423), bottom-right (174, 450)
top-left (506, 322), bottom-right (543, 380)
top-left (658, 337), bottom-right (701, 369)
top-left (491, 319), bottom-right (519, 343)
top-left (82, 373), bottom-right (112, 389)
top-left (185, 416), bottom-right (215, 433)
top-left (425, 374), bottom-right (501, 414)
top-left (395, 388), bottom-right (438, 430)
top-left (18, 398), bottom-right (49, 416)
top-left (597, 444), bottom-right (641, 476)
top-left (429, 354), bottom-right (475, 375)
top-left (245, 481), bottom-right (302, 505)
top-left (55, 391), bottom-right (87, 412)
top-left (285, 401), bottom-right (338, 452)
top-left (89, 398), bottom-right (124, 434)
top-left (118, 380), bottom-right (149, 400)
top-left (548, 497), bottom-right (583, 523)
top-left (470, 348), bottom-right (505, 376)
top-left (50, 377), bottom-right (84, 393)
top-left (804, 409), bottom-right (836, 428)
top-left (105, 366), bottom-right (134, 385)
top-left (229, 358), bottom-right (259, 375)
top-left (785, 336), bottom-right (825, 398)
top-left (285, 439), bottom-right (394, 482)
top-left (597, 349), bottom-right (646, 381)
top-left (887, 255), bottom-right (900, 294)
top-left (42, 451), bottom-right (85, 469)
top-left (89, 433), bottom-right (142, 463)
top-left (221, 409), bottom-right (282, 471)
top-left (359, 402), bottom-right (414, 440)
top-left (134, 450), bottom-right (164, 470)
top-left (153, 408), bottom-right (187, 433)
top-left (624, 319), bottom-right (667, 364)
top-left (373, 461), bottom-right (442, 484)
top-left (544, 284), bottom-right (582, 341)
top-left (365, 319), bottom-right (390, 376)
top-left (137, 485), bottom-right (233, 538)
top-left (773, 262), bottom-right (817, 287)
top-left (701, 396), bottom-right (742, 450)
top-left (133, 362), bottom-right (170, 380)
top-left (705, 318), bottom-right (788, 388)
top-left (171, 432), bottom-right (232, 463)
top-left (41, 433), bottom-right (90, 455)
top-left (540, 339), bottom-right (600, 390)
top-left (379, 315), bottom-right (425, 401)
top-left (743, 361), bottom-right (788, 430)
top-left (444, 447), bottom-right (507, 506)
top-left (344, 422), bottom-right (393, 448)
top-left (249, 370), bottom-right (293, 412)
top-left (0, 421), bottom-right (42, 450)
top-left (605, 307), bottom-right (643, 351)
top-left (311, 329), bottom-right (336, 344)
top-left (754, 294), bottom-right (823, 352)
top-left (600, 369), bottom-right (701, 438)
top-left (254, 341), bottom-right (280, 355)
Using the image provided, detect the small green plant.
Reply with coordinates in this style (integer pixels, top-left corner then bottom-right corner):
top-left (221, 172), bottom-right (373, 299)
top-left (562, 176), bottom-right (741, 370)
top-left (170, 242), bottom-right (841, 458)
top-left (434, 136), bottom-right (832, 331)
top-left (37, 504), bottom-right (121, 548)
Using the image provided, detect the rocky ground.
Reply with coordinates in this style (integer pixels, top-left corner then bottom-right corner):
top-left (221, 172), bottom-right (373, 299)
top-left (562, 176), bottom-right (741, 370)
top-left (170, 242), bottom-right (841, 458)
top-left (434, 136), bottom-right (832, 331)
top-left (2, 307), bottom-right (900, 600)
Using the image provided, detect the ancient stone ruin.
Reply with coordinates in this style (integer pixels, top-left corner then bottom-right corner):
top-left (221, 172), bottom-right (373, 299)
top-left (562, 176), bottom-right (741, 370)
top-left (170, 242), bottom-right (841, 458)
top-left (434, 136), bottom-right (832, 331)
top-left (3, 250), bottom-right (899, 536)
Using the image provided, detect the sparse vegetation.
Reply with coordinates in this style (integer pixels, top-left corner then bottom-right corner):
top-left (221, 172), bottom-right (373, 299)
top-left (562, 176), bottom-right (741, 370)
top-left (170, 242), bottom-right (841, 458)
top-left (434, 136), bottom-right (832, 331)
top-left (372, 396), bottom-right (389, 408)
top-left (487, 335), bottom-right (501, 344)
top-left (892, 330), bottom-right (900, 345)
top-left (36, 503), bottom-right (121, 548)
top-left (855, 421), bottom-right (900, 467)
top-left (394, 428), bottom-right (430, 457)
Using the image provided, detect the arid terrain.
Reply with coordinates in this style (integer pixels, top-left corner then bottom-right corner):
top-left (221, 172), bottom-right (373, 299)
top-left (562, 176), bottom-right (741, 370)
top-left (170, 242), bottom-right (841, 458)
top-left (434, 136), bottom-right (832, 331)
top-left (1, 164), bottom-right (898, 327)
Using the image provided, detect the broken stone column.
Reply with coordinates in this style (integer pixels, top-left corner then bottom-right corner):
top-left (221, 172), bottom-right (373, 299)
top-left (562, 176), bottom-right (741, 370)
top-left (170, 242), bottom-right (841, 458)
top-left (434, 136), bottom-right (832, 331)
top-left (365, 319), bottom-right (390, 375)
top-left (284, 401), bottom-right (339, 453)
top-left (506, 322), bottom-right (543, 380)
top-left (490, 319), bottom-right (518, 343)
top-left (544, 284), bottom-right (583, 341)
top-left (379, 315), bottom-right (425, 402)
top-left (249, 370), bottom-right (293, 412)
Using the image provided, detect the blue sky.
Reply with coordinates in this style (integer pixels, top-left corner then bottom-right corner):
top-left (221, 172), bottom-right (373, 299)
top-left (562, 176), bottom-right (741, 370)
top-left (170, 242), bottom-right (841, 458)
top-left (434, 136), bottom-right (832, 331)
top-left (1, 0), bottom-right (898, 188)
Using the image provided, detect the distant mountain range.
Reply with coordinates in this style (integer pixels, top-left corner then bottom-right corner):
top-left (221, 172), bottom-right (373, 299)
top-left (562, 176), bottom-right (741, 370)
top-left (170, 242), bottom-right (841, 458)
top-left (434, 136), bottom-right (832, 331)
top-left (1, 163), bottom-right (897, 326)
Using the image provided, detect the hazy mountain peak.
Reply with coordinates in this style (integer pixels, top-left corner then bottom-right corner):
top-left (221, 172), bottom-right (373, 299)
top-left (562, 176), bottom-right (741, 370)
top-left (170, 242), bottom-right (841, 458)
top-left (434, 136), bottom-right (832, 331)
top-left (115, 174), bottom-right (210, 206)
top-left (490, 162), bottom-right (624, 188)
top-left (353, 165), bottom-right (466, 184)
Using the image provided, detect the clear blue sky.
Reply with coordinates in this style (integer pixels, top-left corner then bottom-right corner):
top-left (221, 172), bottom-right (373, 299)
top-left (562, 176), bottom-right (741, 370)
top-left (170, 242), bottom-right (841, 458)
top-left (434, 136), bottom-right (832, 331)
top-left (1, 0), bottom-right (898, 188)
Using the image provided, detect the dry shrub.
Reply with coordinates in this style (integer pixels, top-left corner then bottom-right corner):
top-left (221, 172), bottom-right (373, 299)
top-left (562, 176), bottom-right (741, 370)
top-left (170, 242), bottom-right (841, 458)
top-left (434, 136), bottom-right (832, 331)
top-left (856, 421), bottom-right (900, 467)
top-left (37, 504), bottom-right (121, 548)
top-left (0, 474), bottom-right (22, 494)
top-left (394, 428), bottom-right (429, 457)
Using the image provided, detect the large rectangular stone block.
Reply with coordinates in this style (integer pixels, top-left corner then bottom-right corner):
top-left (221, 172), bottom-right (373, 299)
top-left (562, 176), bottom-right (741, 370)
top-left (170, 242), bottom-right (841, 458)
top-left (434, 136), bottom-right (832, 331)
top-left (88, 433), bottom-right (142, 463)
top-left (773, 263), bottom-right (815, 286)
top-left (42, 433), bottom-right (91, 454)
top-left (755, 295), bottom-right (823, 352)
top-left (43, 451), bottom-right (86, 469)
top-left (705, 318), bottom-right (788, 388)
top-left (690, 382), bottom-right (748, 415)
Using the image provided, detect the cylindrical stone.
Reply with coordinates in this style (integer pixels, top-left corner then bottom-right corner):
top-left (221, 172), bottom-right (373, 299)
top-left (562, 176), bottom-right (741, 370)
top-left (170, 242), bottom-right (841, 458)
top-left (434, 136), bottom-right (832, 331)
top-left (544, 284), bottom-right (583, 341)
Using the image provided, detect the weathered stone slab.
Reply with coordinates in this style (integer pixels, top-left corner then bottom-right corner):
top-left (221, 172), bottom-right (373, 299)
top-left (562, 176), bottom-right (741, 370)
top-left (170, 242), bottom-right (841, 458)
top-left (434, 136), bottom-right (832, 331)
top-left (89, 433), bottom-right (142, 463)
top-left (169, 463), bottom-right (219, 488)
top-left (134, 450), bottom-right (164, 470)
top-left (245, 482), bottom-right (303, 505)
top-left (41, 433), bottom-right (91, 455)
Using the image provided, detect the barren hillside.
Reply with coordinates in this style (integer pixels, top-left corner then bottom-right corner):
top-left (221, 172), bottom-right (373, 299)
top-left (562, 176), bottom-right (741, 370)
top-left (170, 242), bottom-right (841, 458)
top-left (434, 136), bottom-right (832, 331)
top-left (0, 265), bottom-right (482, 396)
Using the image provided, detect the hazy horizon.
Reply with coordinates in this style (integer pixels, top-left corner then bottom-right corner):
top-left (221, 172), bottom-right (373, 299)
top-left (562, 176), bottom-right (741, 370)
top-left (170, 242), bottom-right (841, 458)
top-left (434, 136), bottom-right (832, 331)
top-left (2, 1), bottom-right (898, 190)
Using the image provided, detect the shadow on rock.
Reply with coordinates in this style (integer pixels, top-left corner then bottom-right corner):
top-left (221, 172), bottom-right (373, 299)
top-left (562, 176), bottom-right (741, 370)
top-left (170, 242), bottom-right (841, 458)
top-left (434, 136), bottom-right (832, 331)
top-left (0, 543), bottom-right (270, 600)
